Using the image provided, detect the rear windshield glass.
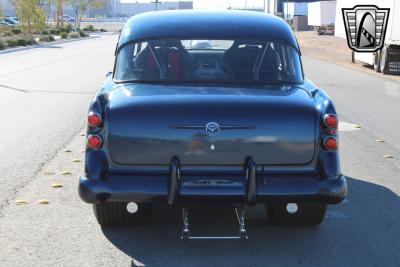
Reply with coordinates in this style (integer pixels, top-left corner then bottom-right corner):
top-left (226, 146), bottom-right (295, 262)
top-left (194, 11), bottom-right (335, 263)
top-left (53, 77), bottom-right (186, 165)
top-left (114, 39), bottom-right (303, 84)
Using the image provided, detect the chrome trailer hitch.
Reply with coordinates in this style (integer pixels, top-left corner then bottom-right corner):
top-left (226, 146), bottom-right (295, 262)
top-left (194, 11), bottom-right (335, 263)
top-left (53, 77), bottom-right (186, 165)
top-left (169, 156), bottom-right (256, 241)
top-left (180, 204), bottom-right (248, 241)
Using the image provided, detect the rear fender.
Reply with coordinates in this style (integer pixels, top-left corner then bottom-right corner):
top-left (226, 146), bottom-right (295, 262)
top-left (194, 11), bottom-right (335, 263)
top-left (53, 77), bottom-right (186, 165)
top-left (85, 80), bottom-right (114, 179)
top-left (312, 88), bottom-right (340, 179)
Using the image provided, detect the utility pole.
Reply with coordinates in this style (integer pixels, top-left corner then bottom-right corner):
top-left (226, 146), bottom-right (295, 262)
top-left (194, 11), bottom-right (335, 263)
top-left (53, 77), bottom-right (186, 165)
top-left (286, 0), bottom-right (289, 20)
top-left (151, 0), bottom-right (162, 11)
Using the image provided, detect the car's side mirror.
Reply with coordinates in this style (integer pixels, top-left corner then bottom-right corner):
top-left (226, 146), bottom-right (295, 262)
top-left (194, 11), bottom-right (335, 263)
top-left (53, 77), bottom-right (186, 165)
top-left (106, 71), bottom-right (113, 77)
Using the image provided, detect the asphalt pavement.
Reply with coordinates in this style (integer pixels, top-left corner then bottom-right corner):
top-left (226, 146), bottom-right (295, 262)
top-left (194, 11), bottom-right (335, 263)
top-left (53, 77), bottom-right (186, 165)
top-left (0, 36), bottom-right (399, 267)
top-left (0, 35), bottom-right (116, 212)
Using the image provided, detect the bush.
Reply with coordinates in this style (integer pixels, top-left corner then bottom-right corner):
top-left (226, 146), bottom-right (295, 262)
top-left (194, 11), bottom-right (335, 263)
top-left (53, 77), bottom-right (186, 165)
top-left (100, 28), bottom-right (107, 32)
top-left (64, 23), bottom-right (73, 33)
top-left (83, 25), bottom-right (94, 31)
top-left (4, 31), bottom-right (12, 37)
top-left (50, 29), bottom-right (61, 35)
top-left (60, 32), bottom-right (68, 39)
top-left (0, 40), bottom-right (5, 50)
top-left (68, 32), bottom-right (80, 38)
top-left (11, 28), bottom-right (22, 35)
top-left (42, 30), bottom-right (49, 35)
top-left (48, 35), bottom-right (55, 41)
top-left (16, 38), bottom-right (27, 46)
top-left (26, 38), bottom-right (36, 45)
top-left (39, 36), bottom-right (49, 42)
top-left (6, 39), bottom-right (16, 47)
top-left (79, 31), bottom-right (88, 37)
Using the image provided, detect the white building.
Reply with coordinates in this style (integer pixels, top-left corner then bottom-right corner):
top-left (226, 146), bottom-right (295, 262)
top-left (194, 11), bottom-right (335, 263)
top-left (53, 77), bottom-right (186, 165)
top-left (265, 0), bottom-right (281, 16)
top-left (113, 1), bottom-right (192, 17)
top-left (264, 1), bottom-right (307, 19)
top-left (308, 1), bottom-right (336, 26)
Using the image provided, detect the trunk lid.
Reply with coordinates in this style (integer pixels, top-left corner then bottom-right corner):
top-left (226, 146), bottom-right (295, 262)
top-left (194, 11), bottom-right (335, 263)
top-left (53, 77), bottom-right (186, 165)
top-left (108, 84), bottom-right (316, 166)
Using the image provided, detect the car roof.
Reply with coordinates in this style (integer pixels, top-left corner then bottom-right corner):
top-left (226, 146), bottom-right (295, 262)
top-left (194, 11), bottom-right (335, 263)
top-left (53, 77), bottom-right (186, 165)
top-left (117, 10), bottom-right (299, 51)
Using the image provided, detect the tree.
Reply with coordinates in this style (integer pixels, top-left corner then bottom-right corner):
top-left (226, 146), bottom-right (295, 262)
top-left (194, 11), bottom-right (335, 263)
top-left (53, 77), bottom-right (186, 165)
top-left (13, 0), bottom-right (46, 34)
top-left (56, 0), bottom-right (63, 27)
top-left (68, 0), bottom-right (104, 29)
top-left (38, 0), bottom-right (55, 25)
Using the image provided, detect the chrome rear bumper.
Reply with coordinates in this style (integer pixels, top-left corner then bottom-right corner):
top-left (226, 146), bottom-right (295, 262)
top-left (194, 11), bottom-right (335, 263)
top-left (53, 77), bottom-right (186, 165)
top-left (79, 158), bottom-right (347, 204)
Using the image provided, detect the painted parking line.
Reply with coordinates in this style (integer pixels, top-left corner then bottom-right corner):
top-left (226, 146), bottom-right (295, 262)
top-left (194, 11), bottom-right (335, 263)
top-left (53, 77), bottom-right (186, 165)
top-left (339, 121), bottom-right (362, 132)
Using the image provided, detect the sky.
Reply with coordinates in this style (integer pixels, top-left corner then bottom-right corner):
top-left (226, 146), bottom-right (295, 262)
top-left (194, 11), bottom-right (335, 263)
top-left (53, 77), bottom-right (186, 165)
top-left (128, 0), bottom-right (266, 10)
top-left (194, 0), bottom-right (265, 10)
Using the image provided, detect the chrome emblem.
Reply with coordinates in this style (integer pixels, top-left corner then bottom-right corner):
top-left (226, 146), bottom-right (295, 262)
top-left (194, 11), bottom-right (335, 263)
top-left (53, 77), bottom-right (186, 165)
top-left (205, 122), bottom-right (220, 136)
top-left (342, 5), bottom-right (390, 52)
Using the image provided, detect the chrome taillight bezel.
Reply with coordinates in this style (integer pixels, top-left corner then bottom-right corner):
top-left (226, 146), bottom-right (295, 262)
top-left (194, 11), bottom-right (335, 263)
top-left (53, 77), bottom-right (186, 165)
top-left (323, 114), bottom-right (338, 128)
top-left (323, 136), bottom-right (338, 150)
top-left (87, 112), bottom-right (102, 127)
top-left (87, 134), bottom-right (102, 149)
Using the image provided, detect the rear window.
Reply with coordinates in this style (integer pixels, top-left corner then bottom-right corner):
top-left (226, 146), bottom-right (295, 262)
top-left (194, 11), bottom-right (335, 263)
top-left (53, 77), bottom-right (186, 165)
top-left (114, 39), bottom-right (303, 84)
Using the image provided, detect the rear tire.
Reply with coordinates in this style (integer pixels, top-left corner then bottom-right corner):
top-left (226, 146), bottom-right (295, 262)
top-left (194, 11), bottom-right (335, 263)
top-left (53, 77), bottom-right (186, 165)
top-left (266, 202), bottom-right (327, 226)
top-left (93, 202), bottom-right (152, 226)
top-left (380, 46), bottom-right (390, 74)
top-left (374, 51), bottom-right (381, 72)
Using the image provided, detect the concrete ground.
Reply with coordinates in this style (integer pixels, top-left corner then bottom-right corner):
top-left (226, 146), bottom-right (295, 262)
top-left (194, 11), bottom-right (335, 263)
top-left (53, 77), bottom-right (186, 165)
top-left (0, 34), bottom-right (399, 266)
top-left (80, 22), bottom-right (125, 33)
top-left (0, 34), bottom-right (116, 214)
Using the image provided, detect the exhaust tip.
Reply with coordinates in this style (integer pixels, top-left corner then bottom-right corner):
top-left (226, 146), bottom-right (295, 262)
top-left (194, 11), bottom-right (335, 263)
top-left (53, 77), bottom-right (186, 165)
top-left (126, 202), bottom-right (138, 214)
top-left (286, 203), bottom-right (298, 214)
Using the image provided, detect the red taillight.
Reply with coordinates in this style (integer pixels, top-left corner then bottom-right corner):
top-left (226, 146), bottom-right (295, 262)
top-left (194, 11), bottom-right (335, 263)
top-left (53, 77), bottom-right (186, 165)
top-left (87, 135), bottom-right (102, 149)
top-left (324, 136), bottom-right (337, 150)
top-left (324, 114), bottom-right (338, 128)
top-left (88, 112), bottom-right (101, 127)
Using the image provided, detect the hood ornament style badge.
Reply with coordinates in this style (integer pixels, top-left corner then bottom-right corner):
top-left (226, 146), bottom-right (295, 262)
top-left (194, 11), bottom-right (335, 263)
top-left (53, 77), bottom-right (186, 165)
top-left (205, 122), bottom-right (220, 136)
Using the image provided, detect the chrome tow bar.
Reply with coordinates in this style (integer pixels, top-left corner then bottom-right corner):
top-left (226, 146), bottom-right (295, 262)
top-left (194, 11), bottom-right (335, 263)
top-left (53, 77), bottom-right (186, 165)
top-left (180, 204), bottom-right (248, 241)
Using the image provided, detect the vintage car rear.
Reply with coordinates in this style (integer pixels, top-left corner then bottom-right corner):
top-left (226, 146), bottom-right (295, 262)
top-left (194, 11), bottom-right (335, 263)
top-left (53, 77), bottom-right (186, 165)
top-left (79, 11), bottom-right (347, 232)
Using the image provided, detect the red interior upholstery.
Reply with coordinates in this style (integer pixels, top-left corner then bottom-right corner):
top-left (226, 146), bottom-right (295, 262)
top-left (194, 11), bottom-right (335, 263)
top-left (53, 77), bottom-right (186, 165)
top-left (167, 50), bottom-right (181, 78)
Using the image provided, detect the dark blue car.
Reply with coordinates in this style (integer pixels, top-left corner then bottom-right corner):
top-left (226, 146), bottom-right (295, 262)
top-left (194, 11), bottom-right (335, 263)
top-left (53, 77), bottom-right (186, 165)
top-left (79, 10), bottom-right (347, 237)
